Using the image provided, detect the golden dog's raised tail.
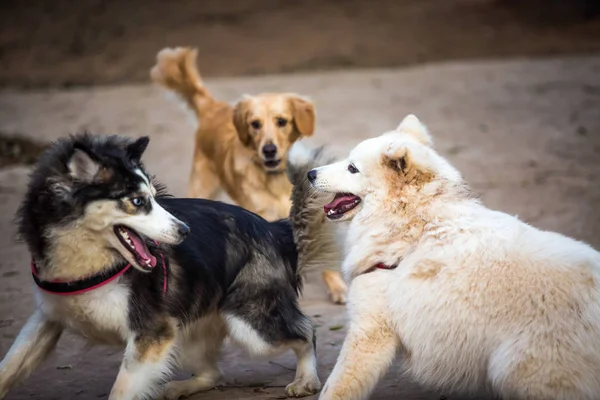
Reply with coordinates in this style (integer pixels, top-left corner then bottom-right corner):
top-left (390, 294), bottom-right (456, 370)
top-left (150, 47), bottom-right (213, 120)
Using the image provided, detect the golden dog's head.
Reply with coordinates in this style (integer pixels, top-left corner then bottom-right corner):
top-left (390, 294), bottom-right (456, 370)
top-left (233, 93), bottom-right (315, 173)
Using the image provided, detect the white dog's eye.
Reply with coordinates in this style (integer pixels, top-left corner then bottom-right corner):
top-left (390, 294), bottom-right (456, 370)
top-left (348, 164), bottom-right (359, 174)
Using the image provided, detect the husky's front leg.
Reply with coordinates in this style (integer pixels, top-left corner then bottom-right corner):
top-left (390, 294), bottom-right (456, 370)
top-left (0, 310), bottom-right (63, 399)
top-left (110, 322), bottom-right (177, 400)
top-left (320, 275), bottom-right (399, 400)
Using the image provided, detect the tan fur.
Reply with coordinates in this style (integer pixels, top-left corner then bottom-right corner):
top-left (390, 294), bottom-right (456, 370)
top-left (151, 47), bottom-right (314, 222)
top-left (410, 259), bottom-right (443, 280)
top-left (134, 320), bottom-right (176, 363)
top-left (43, 198), bottom-right (144, 281)
top-left (45, 221), bottom-right (122, 281)
top-left (322, 271), bottom-right (347, 304)
top-left (152, 47), bottom-right (345, 302)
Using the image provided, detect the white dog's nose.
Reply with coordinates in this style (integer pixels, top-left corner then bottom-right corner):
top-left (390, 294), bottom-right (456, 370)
top-left (307, 169), bottom-right (317, 183)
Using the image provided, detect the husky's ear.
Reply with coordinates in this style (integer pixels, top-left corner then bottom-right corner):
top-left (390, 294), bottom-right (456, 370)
top-left (396, 114), bottom-right (433, 147)
top-left (68, 147), bottom-right (101, 181)
top-left (127, 136), bottom-right (150, 161)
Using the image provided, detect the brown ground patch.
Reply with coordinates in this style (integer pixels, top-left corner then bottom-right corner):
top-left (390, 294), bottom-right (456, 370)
top-left (0, 0), bottom-right (599, 88)
top-left (0, 133), bottom-right (47, 168)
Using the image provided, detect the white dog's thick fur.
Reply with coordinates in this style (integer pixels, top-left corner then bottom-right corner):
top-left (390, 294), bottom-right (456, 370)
top-left (311, 115), bottom-right (600, 400)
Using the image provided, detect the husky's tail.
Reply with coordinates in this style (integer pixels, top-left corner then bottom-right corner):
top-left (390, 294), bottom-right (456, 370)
top-left (287, 143), bottom-right (344, 277)
top-left (150, 47), bottom-right (214, 120)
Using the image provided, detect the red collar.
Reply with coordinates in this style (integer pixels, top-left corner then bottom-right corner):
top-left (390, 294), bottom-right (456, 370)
top-left (31, 250), bottom-right (168, 296)
top-left (373, 262), bottom-right (397, 270)
top-left (360, 262), bottom-right (398, 276)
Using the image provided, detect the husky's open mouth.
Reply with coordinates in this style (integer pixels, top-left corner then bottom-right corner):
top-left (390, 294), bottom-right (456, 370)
top-left (324, 193), bottom-right (361, 220)
top-left (114, 225), bottom-right (157, 271)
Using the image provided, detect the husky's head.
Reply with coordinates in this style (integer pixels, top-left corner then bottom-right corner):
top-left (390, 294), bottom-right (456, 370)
top-left (18, 133), bottom-right (189, 273)
top-left (307, 114), bottom-right (462, 222)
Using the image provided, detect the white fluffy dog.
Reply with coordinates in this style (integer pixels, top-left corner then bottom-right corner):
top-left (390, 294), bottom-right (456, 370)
top-left (307, 115), bottom-right (600, 400)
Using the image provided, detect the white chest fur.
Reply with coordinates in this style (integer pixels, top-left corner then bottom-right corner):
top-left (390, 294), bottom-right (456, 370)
top-left (37, 281), bottom-right (131, 345)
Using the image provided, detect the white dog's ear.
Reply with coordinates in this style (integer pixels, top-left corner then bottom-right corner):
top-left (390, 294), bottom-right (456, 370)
top-left (384, 142), bottom-right (410, 174)
top-left (384, 141), bottom-right (431, 180)
top-left (396, 114), bottom-right (433, 147)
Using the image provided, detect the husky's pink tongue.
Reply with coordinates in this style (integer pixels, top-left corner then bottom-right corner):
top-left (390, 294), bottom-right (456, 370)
top-left (130, 234), bottom-right (157, 267)
top-left (324, 194), bottom-right (359, 213)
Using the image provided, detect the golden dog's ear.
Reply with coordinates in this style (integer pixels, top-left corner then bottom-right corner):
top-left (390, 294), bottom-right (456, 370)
top-left (290, 95), bottom-right (315, 137)
top-left (396, 114), bottom-right (433, 147)
top-left (233, 96), bottom-right (252, 147)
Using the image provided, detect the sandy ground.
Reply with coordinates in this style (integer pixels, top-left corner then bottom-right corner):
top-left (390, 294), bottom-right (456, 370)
top-left (0, 55), bottom-right (599, 399)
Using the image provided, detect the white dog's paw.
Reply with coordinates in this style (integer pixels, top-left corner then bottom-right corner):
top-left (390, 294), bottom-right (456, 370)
top-left (162, 383), bottom-right (188, 400)
top-left (285, 376), bottom-right (322, 397)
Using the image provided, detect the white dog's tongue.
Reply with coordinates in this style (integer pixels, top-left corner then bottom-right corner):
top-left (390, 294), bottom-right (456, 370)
top-left (130, 234), bottom-right (157, 267)
top-left (324, 194), bottom-right (358, 213)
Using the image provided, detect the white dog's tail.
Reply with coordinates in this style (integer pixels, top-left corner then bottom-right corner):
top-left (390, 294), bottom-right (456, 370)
top-left (287, 143), bottom-right (344, 277)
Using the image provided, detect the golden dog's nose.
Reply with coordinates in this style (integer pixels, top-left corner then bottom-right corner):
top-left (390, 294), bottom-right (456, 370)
top-left (262, 143), bottom-right (277, 159)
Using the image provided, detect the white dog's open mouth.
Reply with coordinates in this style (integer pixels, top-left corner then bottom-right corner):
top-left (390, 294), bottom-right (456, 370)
top-left (324, 193), bottom-right (361, 220)
top-left (114, 225), bottom-right (157, 271)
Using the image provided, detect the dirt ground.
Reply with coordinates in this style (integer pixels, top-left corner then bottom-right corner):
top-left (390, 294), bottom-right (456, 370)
top-left (1, 0), bottom-right (600, 88)
top-left (1, 55), bottom-right (599, 399)
top-left (1, 0), bottom-right (600, 399)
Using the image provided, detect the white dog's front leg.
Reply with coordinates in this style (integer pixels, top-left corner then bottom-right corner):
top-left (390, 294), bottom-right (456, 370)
top-left (109, 327), bottom-right (176, 400)
top-left (320, 274), bottom-right (399, 400)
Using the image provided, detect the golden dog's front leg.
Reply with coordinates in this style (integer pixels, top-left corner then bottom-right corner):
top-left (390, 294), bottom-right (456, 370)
top-left (109, 322), bottom-right (176, 400)
top-left (322, 270), bottom-right (347, 305)
top-left (320, 275), bottom-right (399, 400)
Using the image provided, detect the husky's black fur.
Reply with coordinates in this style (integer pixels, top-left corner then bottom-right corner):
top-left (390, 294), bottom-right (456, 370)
top-left (17, 134), bottom-right (165, 261)
top-left (1, 133), bottom-right (337, 399)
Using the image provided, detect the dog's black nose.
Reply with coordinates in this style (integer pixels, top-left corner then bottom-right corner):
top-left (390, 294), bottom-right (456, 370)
top-left (262, 144), bottom-right (278, 159)
top-left (307, 169), bottom-right (317, 183)
top-left (177, 223), bottom-right (190, 237)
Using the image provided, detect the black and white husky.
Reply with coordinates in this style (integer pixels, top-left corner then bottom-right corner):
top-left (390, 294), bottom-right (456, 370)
top-left (0, 133), bottom-right (338, 400)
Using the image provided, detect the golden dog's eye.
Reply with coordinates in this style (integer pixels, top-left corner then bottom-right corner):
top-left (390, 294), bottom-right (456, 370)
top-left (251, 120), bottom-right (262, 130)
top-left (276, 117), bottom-right (288, 127)
top-left (348, 164), bottom-right (359, 174)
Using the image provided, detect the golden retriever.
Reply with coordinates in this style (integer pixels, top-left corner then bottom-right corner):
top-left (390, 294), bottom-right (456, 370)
top-left (151, 47), bottom-right (347, 304)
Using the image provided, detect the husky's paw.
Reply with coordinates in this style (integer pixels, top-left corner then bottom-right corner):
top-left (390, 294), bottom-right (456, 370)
top-left (285, 376), bottom-right (322, 397)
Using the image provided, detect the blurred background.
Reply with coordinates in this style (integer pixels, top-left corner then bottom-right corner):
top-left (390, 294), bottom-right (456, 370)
top-left (1, 0), bottom-right (599, 88)
top-left (0, 1), bottom-right (599, 399)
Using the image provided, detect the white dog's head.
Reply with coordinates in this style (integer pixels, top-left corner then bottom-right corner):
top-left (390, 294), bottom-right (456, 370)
top-left (307, 114), bottom-right (462, 222)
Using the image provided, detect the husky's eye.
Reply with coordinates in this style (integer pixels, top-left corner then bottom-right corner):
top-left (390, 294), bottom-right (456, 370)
top-left (276, 117), bottom-right (288, 127)
top-left (348, 164), bottom-right (359, 174)
top-left (131, 197), bottom-right (146, 207)
top-left (250, 120), bottom-right (262, 130)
